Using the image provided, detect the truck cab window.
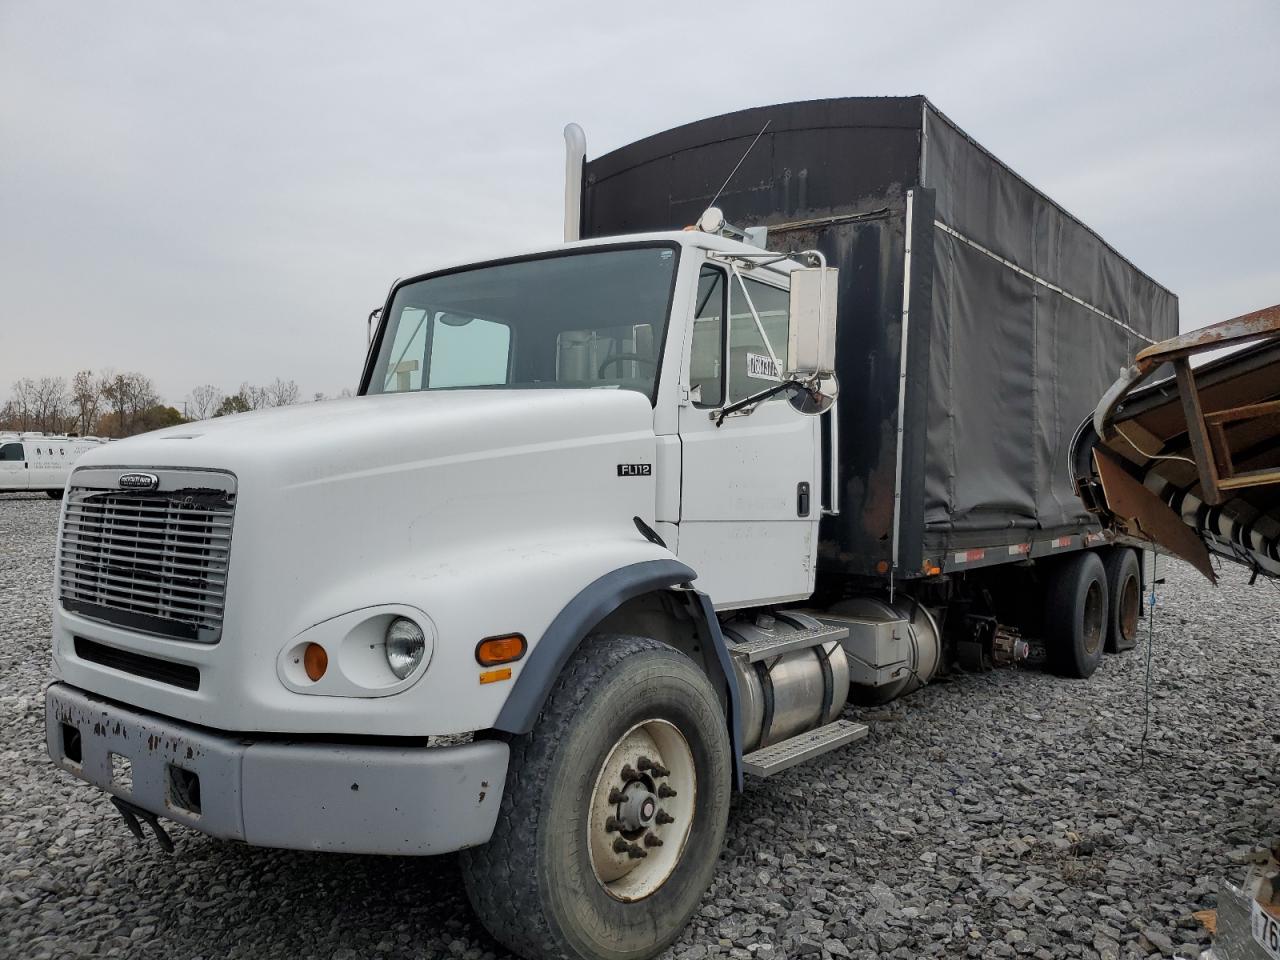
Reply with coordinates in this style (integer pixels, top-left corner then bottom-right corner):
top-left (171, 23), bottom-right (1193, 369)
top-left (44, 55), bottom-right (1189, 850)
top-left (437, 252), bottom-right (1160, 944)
top-left (690, 266), bottom-right (726, 407)
top-left (0, 443), bottom-right (23, 461)
top-left (728, 276), bottom-right (790, 403)
top-left (428, 314), bottom-right (511, 388)
top-left (557, 323), bottom-right (655, 384)
top-left (383, 308), bottom-right (429, 391)
top-left (368, 245), bottom-right (677, 401)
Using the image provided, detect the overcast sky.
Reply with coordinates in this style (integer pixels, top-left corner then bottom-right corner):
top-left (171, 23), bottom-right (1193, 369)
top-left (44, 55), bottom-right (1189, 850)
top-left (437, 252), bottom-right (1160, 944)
top-left (2, 2), bottom-right (1276, 407)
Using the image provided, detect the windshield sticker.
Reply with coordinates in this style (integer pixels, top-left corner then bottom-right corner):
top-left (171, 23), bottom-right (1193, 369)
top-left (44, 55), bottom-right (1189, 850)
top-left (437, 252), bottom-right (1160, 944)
top-left (746, 352), bottom-right (782, 381)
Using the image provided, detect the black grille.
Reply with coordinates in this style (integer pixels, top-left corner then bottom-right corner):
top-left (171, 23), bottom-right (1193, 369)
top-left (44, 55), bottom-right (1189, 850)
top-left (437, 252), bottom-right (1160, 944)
top-left (74, 637), bottom-right (201, 691)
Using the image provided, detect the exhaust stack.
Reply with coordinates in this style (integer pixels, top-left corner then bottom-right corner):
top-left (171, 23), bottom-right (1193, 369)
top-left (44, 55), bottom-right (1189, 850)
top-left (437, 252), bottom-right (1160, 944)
top-left (563, 123), bottom-right (586, 242)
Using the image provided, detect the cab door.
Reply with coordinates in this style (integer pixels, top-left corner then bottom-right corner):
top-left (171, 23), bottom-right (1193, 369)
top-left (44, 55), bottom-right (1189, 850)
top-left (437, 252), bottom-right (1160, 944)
top-left (675, 260), bottom-right (821, 608)
top-left (0, 442), bottom-right (29, 491)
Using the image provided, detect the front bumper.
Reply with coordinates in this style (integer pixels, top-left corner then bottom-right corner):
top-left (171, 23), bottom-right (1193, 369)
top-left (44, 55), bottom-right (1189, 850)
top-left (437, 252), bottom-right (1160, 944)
top-left (45, 683), bottom-right (509, 855)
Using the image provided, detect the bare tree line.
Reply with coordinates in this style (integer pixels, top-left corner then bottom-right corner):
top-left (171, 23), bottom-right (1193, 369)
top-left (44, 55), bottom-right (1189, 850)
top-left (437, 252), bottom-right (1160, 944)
top-left (1, 371), bottom-right (167, 437)
top-left (188, 378), bottom-right (313, 420)
top-left (0, 371), bottom-right (334, 438)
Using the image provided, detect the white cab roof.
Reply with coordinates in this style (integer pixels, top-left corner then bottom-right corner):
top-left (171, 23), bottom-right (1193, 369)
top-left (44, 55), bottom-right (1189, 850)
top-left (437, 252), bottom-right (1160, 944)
top-left (396, 230), bottom-right (802, 286)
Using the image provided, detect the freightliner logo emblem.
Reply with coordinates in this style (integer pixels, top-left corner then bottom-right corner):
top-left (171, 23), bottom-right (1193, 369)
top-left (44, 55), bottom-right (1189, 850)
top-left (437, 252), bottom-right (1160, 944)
top-left (118, 472), bottom-right (159, 491)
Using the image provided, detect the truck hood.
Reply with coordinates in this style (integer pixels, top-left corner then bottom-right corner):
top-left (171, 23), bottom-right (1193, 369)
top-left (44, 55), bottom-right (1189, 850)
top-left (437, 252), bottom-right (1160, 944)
top-left (1071, 304), bottom-right (1280, 582)
top-left (55, 387), bottom-right (667, 735)
top-left (75, 388), bottom-right (657, 486)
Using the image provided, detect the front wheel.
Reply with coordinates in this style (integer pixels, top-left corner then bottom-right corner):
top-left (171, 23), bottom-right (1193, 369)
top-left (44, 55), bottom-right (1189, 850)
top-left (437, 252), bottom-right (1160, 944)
top-left (461, 634), bottom-right (731, 960)
top-left (46, 489), bottom-right (64, 500)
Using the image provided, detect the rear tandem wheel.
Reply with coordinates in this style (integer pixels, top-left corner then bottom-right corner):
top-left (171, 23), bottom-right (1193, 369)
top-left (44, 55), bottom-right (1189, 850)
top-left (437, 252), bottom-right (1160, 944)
top-left (1102, 547), bottom-right (1141, 653)
top-left (1045, 550), bottom-right (1109, 679)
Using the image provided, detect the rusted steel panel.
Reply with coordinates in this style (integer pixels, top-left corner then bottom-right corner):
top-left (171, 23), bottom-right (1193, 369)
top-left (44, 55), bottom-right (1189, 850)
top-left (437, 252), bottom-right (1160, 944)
top-left (1093, 448), bottom-right (1217, 582)
top-left (1174, 358), bottom-right (1224, 505)
top-left (1134, 303), bottom-right (1280, 373)
top-left (1074, 301), bottom-right (1280, 581)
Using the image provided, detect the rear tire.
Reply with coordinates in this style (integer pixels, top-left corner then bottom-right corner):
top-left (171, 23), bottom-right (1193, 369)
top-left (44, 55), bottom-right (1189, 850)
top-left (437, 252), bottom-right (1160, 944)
top-left (1045, 551), bottom-right (1108, 679)
top-left (461, 634), bottom-right (731, 960)
top-left (1102, 547), bottom-right (1141, 653)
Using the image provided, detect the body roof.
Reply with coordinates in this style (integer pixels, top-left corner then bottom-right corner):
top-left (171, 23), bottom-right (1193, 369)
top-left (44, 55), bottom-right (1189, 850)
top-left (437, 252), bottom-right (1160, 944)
top-left (582, 95), bottom-right (1173, 298)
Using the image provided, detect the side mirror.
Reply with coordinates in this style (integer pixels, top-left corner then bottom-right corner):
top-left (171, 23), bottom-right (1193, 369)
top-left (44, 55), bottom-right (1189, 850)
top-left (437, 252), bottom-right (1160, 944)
top-left (786, 267), bottom-right (838, 377)
top-left (367, 308), bottom-right (382, 349)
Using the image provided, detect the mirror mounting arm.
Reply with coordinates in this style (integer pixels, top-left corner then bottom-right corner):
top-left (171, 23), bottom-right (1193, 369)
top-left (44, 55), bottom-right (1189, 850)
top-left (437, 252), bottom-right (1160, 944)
top-left (711, 379), bottom-right (812, 427)
top-left (727, 261), bottom-right (783, 378)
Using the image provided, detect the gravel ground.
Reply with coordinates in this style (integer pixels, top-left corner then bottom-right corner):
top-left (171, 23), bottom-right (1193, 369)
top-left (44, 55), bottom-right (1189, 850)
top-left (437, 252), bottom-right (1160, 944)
top-left (2, 492), bottom-right (1278, 960)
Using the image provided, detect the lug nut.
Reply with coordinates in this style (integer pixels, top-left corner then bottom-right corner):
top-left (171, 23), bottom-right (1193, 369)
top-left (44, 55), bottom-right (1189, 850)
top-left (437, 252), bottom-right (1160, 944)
top-left (613, 838), bottom-right (630, 854)
top-left (627, 843), bottom-right (648, 859)
top-left (644, 833), bottom-right (664, 847)
top-left (604, 816), bottom-right (620, 833)
top-left (650, 762), bottom-right (671, 777)
top-left (607, 787), bottom-right (625, 804)
top-left (621, 764), bottom-right (639, 782)
top-left (655, 809), bottom-right (675, 825)
top-left (637, 755), bottom-right (656, 771)
top-left (658, 784), bottom-right (677, 798)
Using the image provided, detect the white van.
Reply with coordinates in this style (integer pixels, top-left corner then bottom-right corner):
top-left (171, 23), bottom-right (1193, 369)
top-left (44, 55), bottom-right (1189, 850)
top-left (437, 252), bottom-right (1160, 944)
top-left (0, 434), bottom-right (108, 498)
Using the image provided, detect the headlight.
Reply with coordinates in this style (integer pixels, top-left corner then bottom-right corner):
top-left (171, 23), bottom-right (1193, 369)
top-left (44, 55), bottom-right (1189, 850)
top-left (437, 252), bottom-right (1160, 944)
top-left (385, 617), bottom-right (427, 679)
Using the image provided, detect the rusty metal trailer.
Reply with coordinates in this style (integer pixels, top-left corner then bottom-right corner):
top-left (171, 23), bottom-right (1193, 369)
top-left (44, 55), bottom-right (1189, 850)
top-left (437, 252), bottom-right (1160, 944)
top-left (1072, 303), bottom-right (1280, 582)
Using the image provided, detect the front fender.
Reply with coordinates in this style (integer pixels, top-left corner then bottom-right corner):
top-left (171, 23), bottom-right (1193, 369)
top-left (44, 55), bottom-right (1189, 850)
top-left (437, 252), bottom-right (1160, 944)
top-left (491, 567), bottom-right (747, 790)
top-left (493, 558), bottom-right (695, 734)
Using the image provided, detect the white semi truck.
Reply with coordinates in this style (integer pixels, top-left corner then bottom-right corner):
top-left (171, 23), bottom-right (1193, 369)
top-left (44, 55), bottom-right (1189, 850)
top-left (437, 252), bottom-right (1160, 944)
top-left (46, 98), bottom-right (1177, 960)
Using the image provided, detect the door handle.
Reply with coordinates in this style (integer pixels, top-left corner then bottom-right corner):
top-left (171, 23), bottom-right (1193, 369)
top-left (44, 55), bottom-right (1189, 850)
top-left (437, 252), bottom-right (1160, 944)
top-left (797, 481), bottom-right (811, 517)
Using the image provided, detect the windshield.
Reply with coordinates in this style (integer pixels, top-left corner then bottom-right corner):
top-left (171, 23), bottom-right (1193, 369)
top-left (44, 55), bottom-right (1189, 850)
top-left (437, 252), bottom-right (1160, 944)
top-left (366, 244), bottom-right (678, 401)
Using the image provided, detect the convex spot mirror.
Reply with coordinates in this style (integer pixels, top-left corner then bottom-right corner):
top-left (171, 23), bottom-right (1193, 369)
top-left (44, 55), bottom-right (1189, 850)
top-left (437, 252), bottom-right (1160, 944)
top-left (788, 374), bottom-right (839, 416)
top-left (787, 267), bottom-right (839, 378)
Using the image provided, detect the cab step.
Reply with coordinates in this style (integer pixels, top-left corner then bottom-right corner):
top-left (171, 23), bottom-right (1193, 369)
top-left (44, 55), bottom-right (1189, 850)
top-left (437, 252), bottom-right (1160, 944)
top-left (726, 623), bottom-right (849, 663)
top-left (741, 719), bottom-right (869, 777)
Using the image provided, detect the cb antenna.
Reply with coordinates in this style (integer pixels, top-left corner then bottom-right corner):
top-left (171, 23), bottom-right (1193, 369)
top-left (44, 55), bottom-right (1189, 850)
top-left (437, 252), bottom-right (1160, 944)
top-left (707, 119), bottom-right (771, 212)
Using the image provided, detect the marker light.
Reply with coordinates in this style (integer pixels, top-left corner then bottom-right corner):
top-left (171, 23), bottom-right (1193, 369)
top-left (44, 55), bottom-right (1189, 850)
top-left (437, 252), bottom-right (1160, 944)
top-left (303, 643), bottom-right (328, 682)
top-left (475, 634), bottom-right (527, 667)
top-left (385, 617), bottom-right (426, 679)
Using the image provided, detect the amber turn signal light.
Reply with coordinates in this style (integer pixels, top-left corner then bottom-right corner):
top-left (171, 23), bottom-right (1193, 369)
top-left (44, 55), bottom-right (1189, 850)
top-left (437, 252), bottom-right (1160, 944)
top-left (475, 634), bottom-right (527, 667)
top-left (479, 667), bottom-right (513, 685)
top-left (303, 642), bottom-right (328, 681)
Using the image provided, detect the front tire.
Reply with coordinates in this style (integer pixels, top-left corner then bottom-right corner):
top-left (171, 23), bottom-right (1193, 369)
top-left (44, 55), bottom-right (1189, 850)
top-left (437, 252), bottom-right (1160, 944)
top-left (461, 634), bottom-right (731, 960)
top-left (1045, 551), bottom-right (1109, 679)
top-left (46, 489), bottom-right (64, 500)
